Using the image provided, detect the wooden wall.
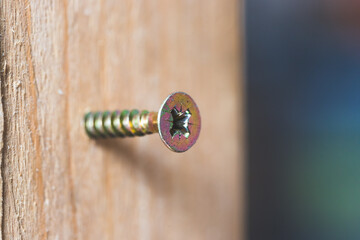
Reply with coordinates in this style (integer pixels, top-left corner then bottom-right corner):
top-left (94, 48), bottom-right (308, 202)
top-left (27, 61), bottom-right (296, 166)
top-left (0, 0), bottom-right (244, 239)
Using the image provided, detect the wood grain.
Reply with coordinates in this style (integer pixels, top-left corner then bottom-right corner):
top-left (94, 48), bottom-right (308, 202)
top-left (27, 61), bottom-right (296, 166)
top-left (0, 0), bottom-right (244, 239)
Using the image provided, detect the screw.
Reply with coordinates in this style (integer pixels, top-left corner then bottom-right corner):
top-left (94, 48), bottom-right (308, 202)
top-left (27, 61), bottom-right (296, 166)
top-left (84, 92), bottom-right (201, 152)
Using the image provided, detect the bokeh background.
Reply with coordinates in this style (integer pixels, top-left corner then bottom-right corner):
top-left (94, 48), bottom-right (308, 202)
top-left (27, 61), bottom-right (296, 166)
top-left (246, 0), bottom-right (360, 239)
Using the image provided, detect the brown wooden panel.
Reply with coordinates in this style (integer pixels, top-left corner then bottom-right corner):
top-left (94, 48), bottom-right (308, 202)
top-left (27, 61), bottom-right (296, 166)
top-left (0, 0), bottom-right (244, 239)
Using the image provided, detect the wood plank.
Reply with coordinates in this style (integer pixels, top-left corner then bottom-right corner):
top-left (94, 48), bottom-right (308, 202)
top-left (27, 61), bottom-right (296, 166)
top-left (0, 0), bottom-right (244, 239)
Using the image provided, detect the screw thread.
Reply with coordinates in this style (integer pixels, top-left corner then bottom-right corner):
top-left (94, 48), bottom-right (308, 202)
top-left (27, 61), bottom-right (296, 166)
top-left (84, 110), bottom-right (158, 138)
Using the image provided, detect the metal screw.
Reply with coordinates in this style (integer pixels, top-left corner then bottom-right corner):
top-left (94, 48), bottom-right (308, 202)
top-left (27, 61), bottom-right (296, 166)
top-left (84, 92), bottom-right (201, 152)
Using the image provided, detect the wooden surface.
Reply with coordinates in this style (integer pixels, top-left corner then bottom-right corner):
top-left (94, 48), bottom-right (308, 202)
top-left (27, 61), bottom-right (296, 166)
top-left (0, 0), bottom-right (244, 239)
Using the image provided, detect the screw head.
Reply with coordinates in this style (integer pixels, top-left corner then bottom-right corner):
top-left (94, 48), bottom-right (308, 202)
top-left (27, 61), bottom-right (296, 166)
top-left (158, 92), bottom-right (201, 152)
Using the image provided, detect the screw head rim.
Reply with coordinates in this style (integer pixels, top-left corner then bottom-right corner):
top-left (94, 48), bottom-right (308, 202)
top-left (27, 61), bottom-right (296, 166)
top-left (158, 92), bottom-right (201, 152)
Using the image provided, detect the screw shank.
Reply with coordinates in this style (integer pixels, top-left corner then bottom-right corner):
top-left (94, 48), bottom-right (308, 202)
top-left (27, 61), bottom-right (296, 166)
top-left (146, 112), bottom-right (158, 133)
top-left (84, 110), bottom-right (158, 138)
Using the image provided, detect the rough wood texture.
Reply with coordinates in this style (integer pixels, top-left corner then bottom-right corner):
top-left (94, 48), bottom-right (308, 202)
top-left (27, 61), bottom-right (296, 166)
top-left (0, 0), bottom-right (244, 239)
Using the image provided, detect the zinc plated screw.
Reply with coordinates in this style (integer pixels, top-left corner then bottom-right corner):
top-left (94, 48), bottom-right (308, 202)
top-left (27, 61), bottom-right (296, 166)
top-left (84, 92), bottom-right (201, 152)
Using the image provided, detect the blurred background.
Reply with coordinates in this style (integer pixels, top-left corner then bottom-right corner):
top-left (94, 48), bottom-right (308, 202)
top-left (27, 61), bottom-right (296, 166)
top-left (246, 0), bottom-right (360, 239)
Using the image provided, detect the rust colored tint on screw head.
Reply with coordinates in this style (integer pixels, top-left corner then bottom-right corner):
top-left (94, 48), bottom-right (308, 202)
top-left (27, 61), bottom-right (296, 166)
top-left (158, 92), bottom-right (201, 152)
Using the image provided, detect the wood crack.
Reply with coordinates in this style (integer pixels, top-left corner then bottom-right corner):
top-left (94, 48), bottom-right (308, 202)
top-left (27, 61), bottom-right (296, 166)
top-left (0, 1), bottom-right (6, 238)
top-left (62, 0), bottom-right (79, 237)
top-left (0, 62), bottom-right (6, 240)
top-left (22, 2), bottom-right (47, 239)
